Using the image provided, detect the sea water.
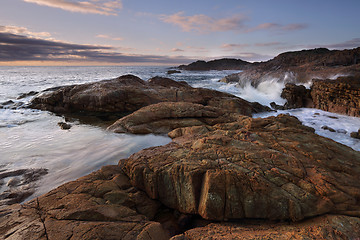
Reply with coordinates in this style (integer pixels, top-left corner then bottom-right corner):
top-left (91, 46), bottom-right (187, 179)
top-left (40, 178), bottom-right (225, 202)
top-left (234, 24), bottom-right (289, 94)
top-left (0, 66), bottom-right (359, 203)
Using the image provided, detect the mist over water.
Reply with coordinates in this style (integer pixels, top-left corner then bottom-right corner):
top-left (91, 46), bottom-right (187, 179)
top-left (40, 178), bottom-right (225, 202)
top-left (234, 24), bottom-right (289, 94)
top-left (0, 66), bottom-right (359, 203)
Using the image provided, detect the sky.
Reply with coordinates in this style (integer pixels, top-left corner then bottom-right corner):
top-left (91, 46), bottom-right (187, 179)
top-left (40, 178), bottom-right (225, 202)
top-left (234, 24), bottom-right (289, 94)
top-left (0, 0), bottom-right (359, 66)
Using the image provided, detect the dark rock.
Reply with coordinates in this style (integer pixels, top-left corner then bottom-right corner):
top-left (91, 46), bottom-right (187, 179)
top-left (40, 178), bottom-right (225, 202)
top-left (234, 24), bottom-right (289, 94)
top-left (270, 102), bottom-right (284, 110)
top-left (178, 58), bottom-right (251, 71)
top-left (57, 122), bottom-right (72, 130)
top-left (1, 100), bottom-right (14, 106)
top-left (29, 75), bottom-right (269, 117)
top-left (337, 129), bottom-right (347, 134)
top-left (121, 114), bottom-right (360, 222)
top-left (167, 70), bottom-right (181, 74)
top-left (17, 91), bottom-right (39, 99)
top-left (321, 125), bottom-right (336, 132)
top-left (280, 83), bottom-right (313, 109)
top-left (311, 75), bottom-right (360, 117)
top-left (350, 130), bottom-right (360, 139)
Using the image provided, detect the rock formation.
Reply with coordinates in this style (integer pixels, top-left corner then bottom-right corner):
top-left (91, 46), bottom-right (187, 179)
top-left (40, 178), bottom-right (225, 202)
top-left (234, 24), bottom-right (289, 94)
top-left (121, 114), bottom-right (360, 222)
top-left (178, 58), bottom-right (251, 71)
top-left (4, 72), bottom-right (360, 239)
top-left (311, 75), bottom-right (360, 117)
top-left (0, 165), bottom-right (170, 240)
top-left (107, 102), bottom-right (244, 134)
top-left (2, 114), bottom-right (360, 239)
top-left (221, 47), bottom-right (360, 86)
top-left (280, 83), bottom-right (313, 109)
top-left (29, 75), bottom-right (268, 117)
top-left (275, 75), bottom-right (360, 117)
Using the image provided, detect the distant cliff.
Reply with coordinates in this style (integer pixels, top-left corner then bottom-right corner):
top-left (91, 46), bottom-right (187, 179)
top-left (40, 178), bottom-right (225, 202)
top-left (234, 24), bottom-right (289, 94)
top-left (221, 47), bottom-right (360, 86)
top-left (178, 58), bottom-right (251, 71)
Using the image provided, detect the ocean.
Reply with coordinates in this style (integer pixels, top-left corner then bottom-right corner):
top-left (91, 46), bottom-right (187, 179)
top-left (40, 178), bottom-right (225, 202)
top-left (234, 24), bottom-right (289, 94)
top-left (1, 66), bottom-right (359, 204)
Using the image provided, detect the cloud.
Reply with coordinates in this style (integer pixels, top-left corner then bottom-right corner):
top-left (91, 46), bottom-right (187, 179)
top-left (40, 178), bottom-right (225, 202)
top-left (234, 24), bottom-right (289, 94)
top-left (171, 48), bottom-right (184, 52)
top-left (221, 43), bottom-right (249, 51)
top-left (160, 12), bottom-right (307, 35)
top-left (0, 32), bottom-right (193, 64)
top-left (247, 22), bottom-right (307, 33)
top-left (0, 25), bottom-right (52, 38)
top-left (96, 34), bottom-right (123, 41)
top-left (255, 42), bottom-right (282, 47)
top-left (160, 12), bottom-right (247, 33)
top-left (23, 0), bottom-right (122, 16)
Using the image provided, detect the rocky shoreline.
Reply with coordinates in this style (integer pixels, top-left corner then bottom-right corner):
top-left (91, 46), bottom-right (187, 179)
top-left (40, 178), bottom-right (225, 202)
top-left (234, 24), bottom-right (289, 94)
top-left (1, 72), bottom-right (360, 239)
top-left (273, 75), bottom-right (360, 118)
top-left (220, 47), bottom-right (360, 86)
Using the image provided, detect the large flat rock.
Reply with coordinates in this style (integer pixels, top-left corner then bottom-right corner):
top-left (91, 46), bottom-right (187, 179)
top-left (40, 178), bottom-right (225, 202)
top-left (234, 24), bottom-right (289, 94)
top-left (29, 75), bottom-right (268, 116)
top-left (107, 102), bottom-right (246, 134)
top-left (121, 114), bottom-right (360, 221)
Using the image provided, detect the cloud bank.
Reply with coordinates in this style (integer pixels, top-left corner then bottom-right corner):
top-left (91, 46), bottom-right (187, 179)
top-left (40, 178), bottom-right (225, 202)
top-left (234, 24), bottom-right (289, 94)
top-left (0, 31), bottom-right (192, 64)
top-left (23, 0), bottom-right (122, 15)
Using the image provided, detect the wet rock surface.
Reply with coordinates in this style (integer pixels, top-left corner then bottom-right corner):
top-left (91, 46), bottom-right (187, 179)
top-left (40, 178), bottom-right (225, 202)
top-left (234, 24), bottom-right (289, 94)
top-left (0, 168), bottom-right (48, 205)
top-left (0, 165), bottom-right (170, 240)
top-left (121, 114), bottom-right (360, 222)
top-left (280, 83), bottom-right (313, 109)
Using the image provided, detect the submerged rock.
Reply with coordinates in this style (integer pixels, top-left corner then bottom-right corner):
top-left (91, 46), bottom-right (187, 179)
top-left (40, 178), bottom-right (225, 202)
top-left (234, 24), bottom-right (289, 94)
top-left (57, 122), bottom-right (72, 130)
top-left (350, 129), bottom-right (360, 139)
top-left (121, 114), bottom-right (360, 222)
top-left (321, 125), bottom-right (336, 132)
top-left (167, 70), bottom-right (181, 74)
top-left (0, 168), bottom-right (48, 205)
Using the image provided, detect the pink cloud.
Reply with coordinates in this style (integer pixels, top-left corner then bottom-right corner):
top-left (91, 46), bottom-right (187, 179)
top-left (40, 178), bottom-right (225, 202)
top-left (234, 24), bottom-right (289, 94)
top-left (221, 43), bottom-right (250, 52)
top-left (96, 34), bottom-right (123, 41)
top-left (160, 12), bottom-right (247, 33)
top-left (247, 22), bottom-right (307, 33)
top-left (23, 0), bottom-right (122, 16)
top-left (255, 42), bottom-right (282, 47)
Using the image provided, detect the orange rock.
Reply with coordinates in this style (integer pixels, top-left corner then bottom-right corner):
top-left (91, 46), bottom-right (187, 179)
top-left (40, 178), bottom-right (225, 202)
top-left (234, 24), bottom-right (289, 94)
top-left (121, 114), bottom-right (360, 221)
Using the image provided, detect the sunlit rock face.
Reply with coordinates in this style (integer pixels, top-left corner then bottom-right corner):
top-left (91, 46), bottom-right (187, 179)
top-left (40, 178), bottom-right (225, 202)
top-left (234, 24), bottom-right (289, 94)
top-left (121, 114), bottom-right (360, 221)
